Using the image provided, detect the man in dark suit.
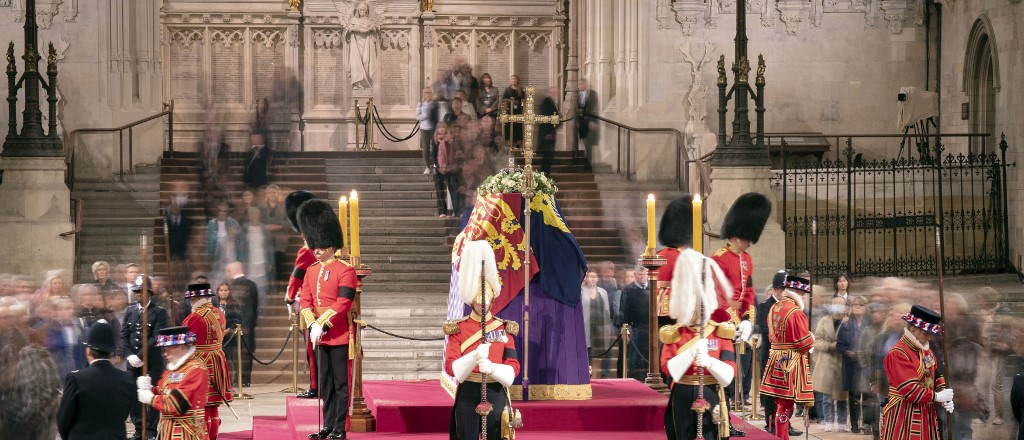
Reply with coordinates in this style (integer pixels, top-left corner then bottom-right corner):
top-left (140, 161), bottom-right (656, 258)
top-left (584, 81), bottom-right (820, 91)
top-left (619, 265), bottom-right (650, 382)
top-left (57, 321), bottom-right (135, 440)
top-left (576, 79), bottom-right (598, 171)
top-left (120, 276), bottom-right (169, 440)
top-left (755, 270), bottom-right (802, 438)
top-left (538, 85), bottom-right (561, 175)
top-left (1011, 373), bottom-right (1024, 440)
top-left (227, 261), bottom-right (259, 387)
top-left (165, 193), bottom-right (193, 293)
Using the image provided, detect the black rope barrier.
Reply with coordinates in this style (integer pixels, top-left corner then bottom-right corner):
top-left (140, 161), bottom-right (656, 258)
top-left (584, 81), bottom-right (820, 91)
top-left (372, 106), bottom-right (421, 142)
top-left (240, 326), bottom-right (293, 366)
top-left (628, 337), bottom-right (650, 364)
top-left (588, 333), bottom-right (623, 359)
top-left (364, 323), bottom-right (446, 341)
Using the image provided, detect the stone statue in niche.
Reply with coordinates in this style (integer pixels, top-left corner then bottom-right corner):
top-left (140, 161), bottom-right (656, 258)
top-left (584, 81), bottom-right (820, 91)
top-left (337, 0), bottom-right (390, 90)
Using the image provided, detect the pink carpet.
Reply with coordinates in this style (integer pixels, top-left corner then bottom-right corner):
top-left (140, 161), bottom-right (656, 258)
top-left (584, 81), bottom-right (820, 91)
top-left (363, 379), bottom-right (665, 432)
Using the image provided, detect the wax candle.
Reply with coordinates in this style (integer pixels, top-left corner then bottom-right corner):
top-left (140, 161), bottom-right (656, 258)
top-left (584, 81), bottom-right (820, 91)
top-left (338, 196), bottom-right (349, 253)
top-left (692, 194), bottom-right (703, 253)
top-left (646, 194), bottom-right (656, 255)
top-left (350, 190), bottom-right (360, 258)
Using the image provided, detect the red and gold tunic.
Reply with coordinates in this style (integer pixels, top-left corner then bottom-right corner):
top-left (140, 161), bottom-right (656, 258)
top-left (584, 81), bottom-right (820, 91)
top-left (299, 257), bottom-right (356, 346)
top-left (879, 335), bottom-right (947, 440)
top-left (443, 312), bottom-right (522, 381)
top-left (659, 323), bottom-right (738, 384)
top-left (710, 243), bottom-right (755, 322)
top-left (287, 246), bottom-right (317, 303)
top-left (656, 247), bottom-right (680, 318)
top-left (151, 357), bottom-right (210, 440)
top-left (182, 303), bottom-right (232, 405)
top-left (759, 296), bottom-right (814, 403)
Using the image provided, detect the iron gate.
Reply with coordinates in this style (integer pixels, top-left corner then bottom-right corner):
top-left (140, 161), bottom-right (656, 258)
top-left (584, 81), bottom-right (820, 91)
top-left (770, 134), bottom-right (1013, 277)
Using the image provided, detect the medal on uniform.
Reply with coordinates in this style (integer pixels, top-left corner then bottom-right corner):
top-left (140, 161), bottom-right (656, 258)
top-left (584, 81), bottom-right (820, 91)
top-left (169, 372), bottom-right (185, 383)
top-left (708, 339), bottom-right (720, 352)
top-left (923, 353), bottom-right (935, 369)
top-left (323, 269), bottom-right (330, 281)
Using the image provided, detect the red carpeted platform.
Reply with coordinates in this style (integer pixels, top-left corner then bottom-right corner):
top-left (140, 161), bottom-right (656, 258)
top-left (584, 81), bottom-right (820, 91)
top-left (239, 379), bottom-right (778, 440)
top-left (363, 379), bottom-right (665, 432)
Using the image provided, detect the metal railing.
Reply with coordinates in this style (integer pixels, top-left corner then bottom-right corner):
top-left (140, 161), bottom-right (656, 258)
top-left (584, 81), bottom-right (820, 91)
top-left (66, 100), bottom-right (174, 190)
top-left (769, 132), bottom-right (1014, 277)
top-left (584, 112), bottom-right (710, 195)
top-left (60, 197), bottom-right (83, 281)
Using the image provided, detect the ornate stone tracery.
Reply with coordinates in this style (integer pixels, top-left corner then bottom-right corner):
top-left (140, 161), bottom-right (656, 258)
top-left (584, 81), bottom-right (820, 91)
top-left (669, 0), bottom-right (921, 36)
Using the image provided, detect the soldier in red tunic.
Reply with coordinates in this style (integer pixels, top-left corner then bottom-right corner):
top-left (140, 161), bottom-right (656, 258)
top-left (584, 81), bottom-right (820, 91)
top-left (136, 326), bottom-right (210, 440)
top-left (655, 195), bottom-right (696, 329)
top-left (759, 274), bottom-right (815, 440)
top-left (660, 247), bottom-right (737, 440)
top-left (297, 199), bottom-right (357, 440)
top-left (879, 305), bottom-right (954, 440)
top-left (710, 192), bottom-right (772, 339)
top-left (443, 240), bottom-right (521, 440)
top-left (284, 190), bottom-right (319, 399)
top-left (181, 283), bottom-right (232, 440)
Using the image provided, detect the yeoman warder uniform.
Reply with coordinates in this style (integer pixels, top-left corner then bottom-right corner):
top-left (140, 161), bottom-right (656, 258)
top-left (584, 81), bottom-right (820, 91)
top-left (759, 275), bottom-right (815, 440)
top-left (136, 326), bottom-right (210, 440)
top-left (181, 283), bottom-right (232, 439)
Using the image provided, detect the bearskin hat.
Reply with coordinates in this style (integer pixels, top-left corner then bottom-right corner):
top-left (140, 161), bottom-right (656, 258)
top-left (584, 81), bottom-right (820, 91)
top-left (458, 240), bottom-right (502, 307)
top-left (658, 195), bottom-right (694, 249)
top-left (720, 192), bottom-right (772, 243)
top-left (286, 190), bottom-right (316, 233)
top-left (297, 199), bottom-right (344, 250)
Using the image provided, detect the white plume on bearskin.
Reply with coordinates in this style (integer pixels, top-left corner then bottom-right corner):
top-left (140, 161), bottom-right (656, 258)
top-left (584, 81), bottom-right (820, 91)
top-left (458, 240), bottom-right (502, 306)
top-left (669, 248), bottom-right (732, 325)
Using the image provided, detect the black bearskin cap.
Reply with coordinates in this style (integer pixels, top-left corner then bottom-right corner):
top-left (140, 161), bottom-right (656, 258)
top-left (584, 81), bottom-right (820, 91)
top-left (658, 195), bottom-right (694, 248)
top-left (297, 199), bottom-right (344, 250)
top-left (286, 190), bottom-right (316, 233)
top-left (720, 192), bottom-right (772, 244)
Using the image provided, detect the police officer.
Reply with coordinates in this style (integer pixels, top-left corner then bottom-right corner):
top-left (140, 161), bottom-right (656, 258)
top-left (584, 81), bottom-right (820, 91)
top-left (120, 275), bottom-right (170, 440)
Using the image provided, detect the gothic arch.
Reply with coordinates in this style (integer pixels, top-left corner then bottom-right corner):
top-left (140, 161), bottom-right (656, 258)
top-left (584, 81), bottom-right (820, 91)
top-left (962, 16), bottom-right (1000, 146)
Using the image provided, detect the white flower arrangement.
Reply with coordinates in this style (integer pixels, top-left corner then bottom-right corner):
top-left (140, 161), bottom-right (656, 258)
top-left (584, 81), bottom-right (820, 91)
top-left (478, 168), bottom-right (558, 196)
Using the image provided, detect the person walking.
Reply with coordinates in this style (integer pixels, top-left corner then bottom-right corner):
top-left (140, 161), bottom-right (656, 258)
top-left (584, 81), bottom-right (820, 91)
top-left (121, 276), bottom-right (170, 440)
top-left (759, 274), bottom-right (815, 440)
top-left (56, 320), bottom-right (135, 440)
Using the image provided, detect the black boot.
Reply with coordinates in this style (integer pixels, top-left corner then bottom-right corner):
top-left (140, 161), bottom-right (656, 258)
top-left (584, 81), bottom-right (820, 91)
top-left (297, 388), bottom-right (318, 398)
top-left (729, 425), bottom-right (746, 437)
top-left (325, 429), bottom-right (347, 439)
top-left (308, 426), bottom-right (333, 439)
top-left (788, 426), bottom-right (804, 437)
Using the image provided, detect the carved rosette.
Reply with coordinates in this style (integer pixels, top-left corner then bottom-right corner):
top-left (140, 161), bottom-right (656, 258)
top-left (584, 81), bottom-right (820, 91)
top-left (880, 0), bottom-right (908, 34)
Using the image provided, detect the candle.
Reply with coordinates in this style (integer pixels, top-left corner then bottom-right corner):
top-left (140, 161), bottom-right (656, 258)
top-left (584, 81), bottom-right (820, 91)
top-left (646, 194), bottom-right (656, 255)
top-left (350, 190), bottom-right (360, 258)
top-left (692, 194), bottom-right (703, 254)
top-left (338, 196), bottom-right (349, 253)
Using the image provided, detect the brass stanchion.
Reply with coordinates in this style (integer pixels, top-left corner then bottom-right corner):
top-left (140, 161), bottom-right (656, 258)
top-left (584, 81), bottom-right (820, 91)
top-left (620, 324), bottom-right (630, 379)
top-left (282, 316), bottom-right (300, 394)
top-left (348, 258), bottom-right (376, 432)
top-left (236, 323), bottom-right (253, 400)
top-left (749, 337), bottom-right (763, 420)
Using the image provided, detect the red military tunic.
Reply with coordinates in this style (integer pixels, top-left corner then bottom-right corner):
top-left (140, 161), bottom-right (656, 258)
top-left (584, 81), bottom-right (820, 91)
top-left (656, 247), bottom-right (680, 318)
top-left (182, 302), bottom-right (232, 439)
top-left (759, 296), bottom-right (814, 403)
top-left (711, 243), bottom-right (755, 323)
top-left (150, 357), bottom-right (210, 440)
top-left (443, 312), bottom-right (521, 380)
top-left (287, 246), bottom-right (317, 303)
top-left (659, 323), bottom-right (737, 440)
top-left (299, 257), bottom-right (356, 346)
top-left (879, 335), bottom-right (947, 440)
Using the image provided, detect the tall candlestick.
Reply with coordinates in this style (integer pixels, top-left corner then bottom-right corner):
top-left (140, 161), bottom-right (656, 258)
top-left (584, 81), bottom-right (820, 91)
top-left (646, 194), bottom-right (656, 255)
top-left (338, 196), bottom-right (349, 253)
top-left (692, 194), bottom-right (703, 253)
top-left (350, 190), bottom-right (360, 258)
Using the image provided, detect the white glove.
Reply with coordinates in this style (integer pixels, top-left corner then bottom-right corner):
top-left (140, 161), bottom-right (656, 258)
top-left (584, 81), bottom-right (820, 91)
top-left (286, 303), bottom-right (294, 316)
top-left (477, 359), bottom-right (495, 375)
top-left (808, 347), bottom-right (815, 355)
top-left (942, 400), bottom-right (954, 413)
top-left (489, 364), bottom-right (516, 387)
top-left (691, 338), bottom-right (710, 359)
top-left (136, 375), bottom-right (152, 390)
top-left (127, 355), bottom-right (143, 368)
top-left (704, 356), bottom-right (736, 387)
top-left (451, 352), bottom-right (478, 382)
top-left (474, 343), bottom-right (492, 361)
top-left (667, 350), bottom-right (696, 384)
top-left (137, 388), bottom-right (155, 405)
top-left (738, 320), bottom-right (753, 342)
top-left (934, 388), bottom-right (954, 403)
top-left (309, 323), bottom-right (324, 346)
top-left (694, 350), bottom-right (712, 368)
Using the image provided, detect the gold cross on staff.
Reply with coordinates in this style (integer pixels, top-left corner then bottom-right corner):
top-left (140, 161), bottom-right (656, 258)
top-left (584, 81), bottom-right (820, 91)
top-left (498, 86), bottom-right (560, 155)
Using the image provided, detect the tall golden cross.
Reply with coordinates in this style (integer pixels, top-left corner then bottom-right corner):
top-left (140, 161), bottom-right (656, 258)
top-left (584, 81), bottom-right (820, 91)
top-left (498, 86), bottom-right (560, 164)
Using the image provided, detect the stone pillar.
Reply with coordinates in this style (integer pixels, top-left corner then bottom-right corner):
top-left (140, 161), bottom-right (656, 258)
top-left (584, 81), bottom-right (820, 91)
top-left (706, 167), bottom-right (785, 290)
top-left (0, 157), bottom-right (74, 278)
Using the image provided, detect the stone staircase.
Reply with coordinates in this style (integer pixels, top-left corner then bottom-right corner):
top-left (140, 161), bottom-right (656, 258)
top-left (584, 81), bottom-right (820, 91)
top-left (73, 164), bottom-right (162, 282)
top-left (590, 174), bottom-right (688, 264)
top-left (325, 151), bottom-right (452, 381)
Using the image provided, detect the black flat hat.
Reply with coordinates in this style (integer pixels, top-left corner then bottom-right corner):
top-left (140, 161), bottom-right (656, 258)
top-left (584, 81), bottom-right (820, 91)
top-left (904, 304), bottom-right (942, 334)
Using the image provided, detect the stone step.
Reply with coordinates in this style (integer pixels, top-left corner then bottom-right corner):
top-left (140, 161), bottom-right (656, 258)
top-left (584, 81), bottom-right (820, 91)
top-left (360, 283), bottom-right (449, 293)
top-left (73, 190), bottom-right (163, 202)
top-left (329, 189), bottom-right (438, 200)
top-left (325, 165), bottom-right (429, 175)
top-left (327, 174), bottom-right (435, 184)
top-left (160, 165), bottom-right (326, 175)
top-left (73, 181), bottom-right (161, 192)
top-left (82, 218), bottom-right (157, 228)
top-left (324, 158), bottom-right (425, 166)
